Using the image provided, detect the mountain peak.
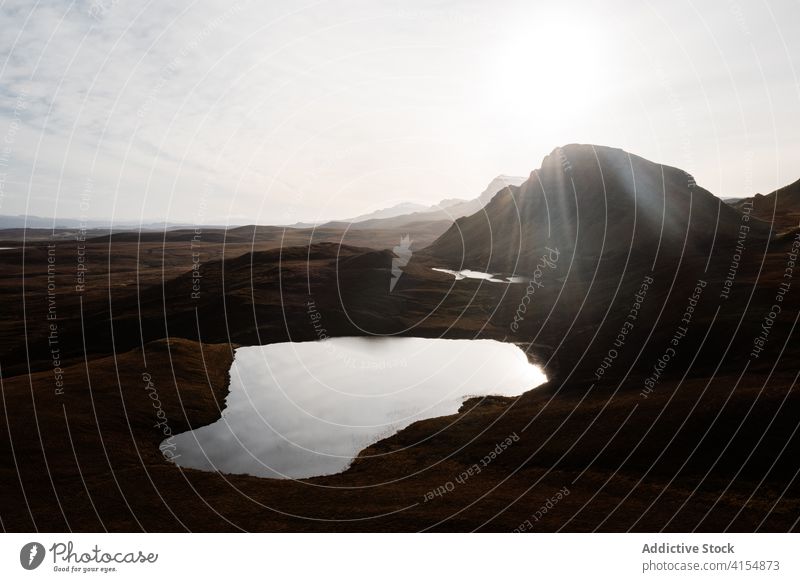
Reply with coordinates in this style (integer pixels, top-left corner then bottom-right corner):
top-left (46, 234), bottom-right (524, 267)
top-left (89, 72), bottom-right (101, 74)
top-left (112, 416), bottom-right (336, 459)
top-left (477, 174), bottom-right (526, 205)
top-left (425, 144), bottom-right (772, 273)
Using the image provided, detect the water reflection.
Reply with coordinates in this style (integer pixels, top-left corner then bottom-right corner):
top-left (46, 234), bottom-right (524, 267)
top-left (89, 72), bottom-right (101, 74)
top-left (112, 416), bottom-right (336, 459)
top-left (166, 338), bottom-right (545, 479)
top-left (432, 268), bottom-right (526, 283)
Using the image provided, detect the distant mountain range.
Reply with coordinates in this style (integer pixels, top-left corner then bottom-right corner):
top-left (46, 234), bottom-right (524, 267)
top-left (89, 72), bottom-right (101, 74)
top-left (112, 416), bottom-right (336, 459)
top-left (3, 175), bottom-right (526, 233)
top-left (318, 175), bottom-right (526, 231)
top-left (339, 202), bottom-right (433, 223)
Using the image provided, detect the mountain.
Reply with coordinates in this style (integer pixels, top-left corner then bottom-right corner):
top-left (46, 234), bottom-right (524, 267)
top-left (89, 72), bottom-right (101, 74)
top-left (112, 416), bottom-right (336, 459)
top-left (478, 175), bottom-right (527, 205)
top-left (325, 174), bottom-right (525, 232)
top-left (728, 178), bottom-right (800, 232)
top-left (337, 202), bottom-right (431, 223)
top-left (427, 174), bottom-right (527, 220)
top-left (422, 145), bottom-right (774, 274)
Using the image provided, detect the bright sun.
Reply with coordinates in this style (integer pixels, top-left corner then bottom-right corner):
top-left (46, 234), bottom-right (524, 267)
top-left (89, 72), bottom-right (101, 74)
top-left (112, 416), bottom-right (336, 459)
top-left (486, 16), bottom-right (607, 121)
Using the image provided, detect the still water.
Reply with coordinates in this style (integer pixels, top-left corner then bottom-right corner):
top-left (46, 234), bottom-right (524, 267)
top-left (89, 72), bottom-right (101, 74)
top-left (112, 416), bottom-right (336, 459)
top-left (166, 337), bottom-right (545, 479)
top-left (432, 267), bottom-right (526, 283)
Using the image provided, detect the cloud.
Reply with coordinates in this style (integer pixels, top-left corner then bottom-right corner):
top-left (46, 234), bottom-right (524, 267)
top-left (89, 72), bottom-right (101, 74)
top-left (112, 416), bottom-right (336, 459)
top-left (0, 0), bottom-right (798, 223)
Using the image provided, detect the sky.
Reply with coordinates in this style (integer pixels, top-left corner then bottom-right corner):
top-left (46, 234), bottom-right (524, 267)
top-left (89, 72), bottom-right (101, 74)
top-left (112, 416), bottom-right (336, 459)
top-left (0, 0), bottom-right (798, 225)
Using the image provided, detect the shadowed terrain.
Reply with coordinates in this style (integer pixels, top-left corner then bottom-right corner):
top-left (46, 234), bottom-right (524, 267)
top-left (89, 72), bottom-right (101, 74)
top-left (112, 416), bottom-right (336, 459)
top-left (730, 177), bottom-right (800, 233)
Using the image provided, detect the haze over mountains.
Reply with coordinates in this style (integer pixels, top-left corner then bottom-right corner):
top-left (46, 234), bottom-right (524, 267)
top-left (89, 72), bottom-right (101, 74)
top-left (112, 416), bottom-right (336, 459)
top-left (315, 174), bottom-right (526, 230)
top-left (0, 215), bottom-right (208, 231)
top-left (1, 175), bottom-right (526, 236)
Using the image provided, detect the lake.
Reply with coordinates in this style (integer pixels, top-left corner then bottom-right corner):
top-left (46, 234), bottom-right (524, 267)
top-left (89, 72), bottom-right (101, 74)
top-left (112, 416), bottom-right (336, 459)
top-left (165, 338), bottom-right (545, 479)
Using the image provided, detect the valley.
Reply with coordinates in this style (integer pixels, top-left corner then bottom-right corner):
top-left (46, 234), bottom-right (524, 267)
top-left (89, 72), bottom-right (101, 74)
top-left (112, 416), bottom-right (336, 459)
top-left (1, 144), bottom-right (798, 532)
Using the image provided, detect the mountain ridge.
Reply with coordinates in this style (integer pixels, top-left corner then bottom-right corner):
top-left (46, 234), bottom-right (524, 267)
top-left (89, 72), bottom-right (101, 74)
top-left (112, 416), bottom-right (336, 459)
top-left (320, 174), bottom-right (525, 231)
top-left (422, 143), bottom-right (773, 273)
top-left (729, 177), bottom-right (800, 231)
